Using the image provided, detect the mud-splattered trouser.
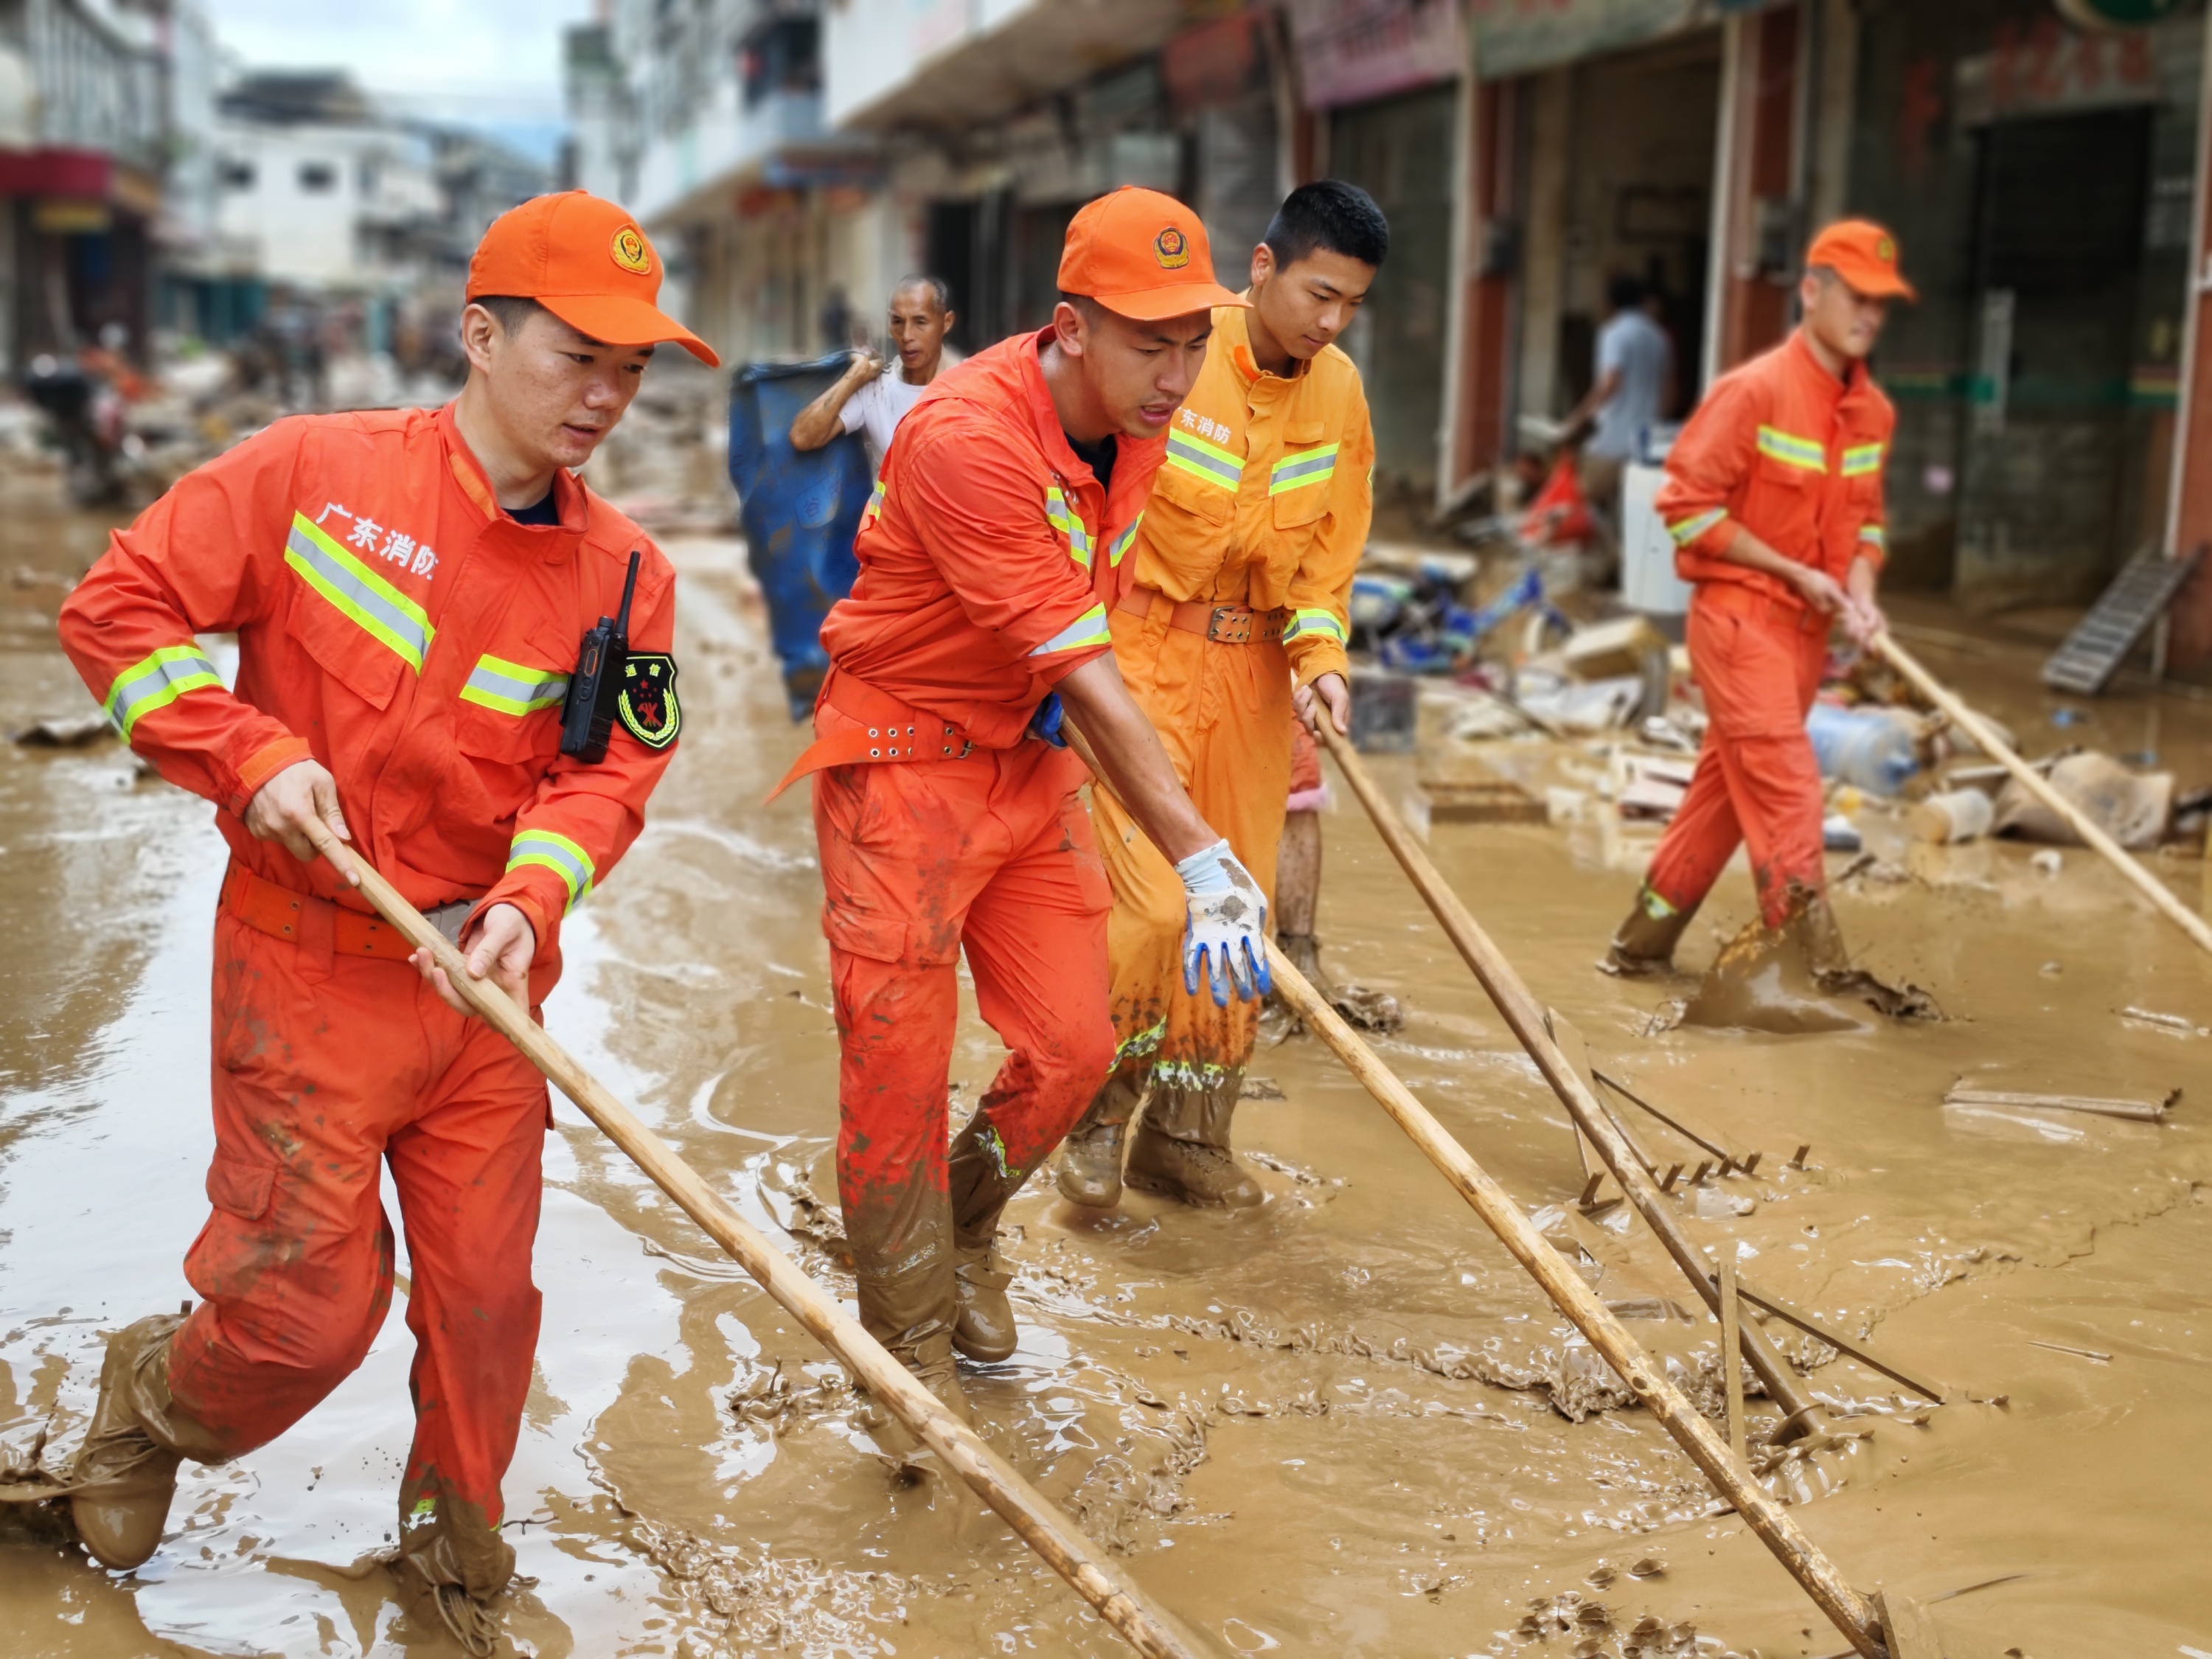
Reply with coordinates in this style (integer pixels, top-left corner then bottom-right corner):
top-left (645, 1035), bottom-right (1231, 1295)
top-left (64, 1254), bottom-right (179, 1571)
top-left (1645, 583), bottom-right (1830, 928)
top-left (812, 709), bottom-right (1114, 1356)
top-left (164, 889), bottom-right (550, 1601)
top-left (1082, 592), bottom-right (1295, 1150)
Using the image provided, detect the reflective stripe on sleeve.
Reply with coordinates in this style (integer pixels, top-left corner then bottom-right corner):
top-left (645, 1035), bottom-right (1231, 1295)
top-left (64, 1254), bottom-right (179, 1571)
top-left (1269, 443), bottom-right (1340, 495)
top-left (1842, 442), bottom-right (1884, 478)
top-left (1668, 508), bottom-right (1728, 546)
top-left (1859, 525), bottom-right (1886, 549)
top-left (1107, 512), bottom-right (1141, 568)
top-left (507, 826), bottom-right (595, 913)
top-left (460, 653), bottom-right (570, 717)
top-left (102, 644), bottom-right (223, 737)
top-left (1282, 608), bottom-right (1347, 644)
top-left (1164, 430), bottom-right (1242, 490)
top-left (1044, 487), bottom-right (1094, 569)
top-left (860, 479), bottom-right (886, 529)
top-left (284, 512), bottom-right (434, 671)
top-left (1755, 425), bottom-right (1828, 473)
top-left (1027, 603), bottom-right (1111, 658)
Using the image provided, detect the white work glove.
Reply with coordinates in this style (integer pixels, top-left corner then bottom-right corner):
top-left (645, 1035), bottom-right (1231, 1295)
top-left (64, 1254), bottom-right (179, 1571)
top-left (1178, 839), bottom-right (1270, 1006)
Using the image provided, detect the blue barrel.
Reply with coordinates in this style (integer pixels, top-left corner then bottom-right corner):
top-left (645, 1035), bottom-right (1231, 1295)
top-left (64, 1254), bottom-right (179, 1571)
top-left (727, 353), bottom-right (874, 719)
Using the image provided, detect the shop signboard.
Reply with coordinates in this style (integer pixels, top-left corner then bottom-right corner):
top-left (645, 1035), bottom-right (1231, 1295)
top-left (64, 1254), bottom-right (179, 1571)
top-left (1467, 0), bottom-right (1790, 81)
top-left (1288, 0), bottom-right (1465, 110)
top-left (2055, 0), bottom-right (2194, 28)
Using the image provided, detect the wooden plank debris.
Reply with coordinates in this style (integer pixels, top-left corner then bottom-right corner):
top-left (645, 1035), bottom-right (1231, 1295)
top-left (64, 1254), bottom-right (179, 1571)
top-left (1943, 1083), bottom-right (2174, 1123)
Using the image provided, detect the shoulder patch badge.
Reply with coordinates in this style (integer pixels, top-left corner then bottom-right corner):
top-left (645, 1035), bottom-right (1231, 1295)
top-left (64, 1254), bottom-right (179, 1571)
top-left (617, 653), bottom-right (681, 749)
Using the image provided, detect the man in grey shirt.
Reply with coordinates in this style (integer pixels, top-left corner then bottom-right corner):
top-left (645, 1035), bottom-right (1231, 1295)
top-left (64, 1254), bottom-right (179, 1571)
top-left (1568, 275), bottom-right (1674, 532)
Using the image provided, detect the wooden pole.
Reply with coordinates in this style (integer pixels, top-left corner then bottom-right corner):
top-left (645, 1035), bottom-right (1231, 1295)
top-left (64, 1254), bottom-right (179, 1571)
top-left (1263, 942), bottom-right (1884, 1658)
top-left (1312, 720), bottom-right (1826, 1436)
top-left (307, 830), bottom-right (1211, 1659)
top-left (1873, 632), bottom-right (2212, 957)
top-left (1719, 1253), bottom-right (1750, 1474)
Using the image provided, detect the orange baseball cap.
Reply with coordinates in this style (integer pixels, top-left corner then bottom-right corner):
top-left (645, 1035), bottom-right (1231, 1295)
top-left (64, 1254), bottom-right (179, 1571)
top-left (1057, 187), bottom-right (1248, 321)
top-left (1804, 219), bottom-right (1915, 302)
top-left (467, 190), bottom-right (720, 366)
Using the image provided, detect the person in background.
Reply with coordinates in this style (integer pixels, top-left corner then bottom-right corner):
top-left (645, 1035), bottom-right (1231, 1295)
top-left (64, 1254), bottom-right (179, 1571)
top-left (790, 276), bottom-right (961, 473)
top-left (819, 282), bottom-right (855, 352)
top-left (1566, 274), bottom-right (1674, 537)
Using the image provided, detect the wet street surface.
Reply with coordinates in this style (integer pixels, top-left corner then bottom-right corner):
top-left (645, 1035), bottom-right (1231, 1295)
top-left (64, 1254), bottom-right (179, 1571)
top-left (2, 488), bottom-right (2210, 1656)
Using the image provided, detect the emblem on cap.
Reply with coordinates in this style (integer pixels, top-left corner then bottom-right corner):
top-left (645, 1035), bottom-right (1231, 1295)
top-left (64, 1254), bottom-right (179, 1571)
top-left (1153, 226), bottom-right (1190, 271)
top-left (611, 226), bottom-right (653, 276)
top-left (1877, 234), bottom-right (1896, 263)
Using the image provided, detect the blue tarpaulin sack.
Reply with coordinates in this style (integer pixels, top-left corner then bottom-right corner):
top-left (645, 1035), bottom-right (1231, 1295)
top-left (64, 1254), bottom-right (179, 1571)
top-left (727, 353), bottom-right (874, 719)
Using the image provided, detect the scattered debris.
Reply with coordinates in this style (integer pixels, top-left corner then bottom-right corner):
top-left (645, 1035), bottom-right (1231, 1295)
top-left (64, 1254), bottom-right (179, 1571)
top-left (1943, 1083), bottom-right (2174, 1124)
top-left (11, 712), bottom-right (111, 748)
top-left (1993, 751), bottom-right (2174, 849)
top-left (1421, 777), bottom-right (1547, 824)
top-left (1909, 788), bottom-right (1994, 845)
top-left (2027, 1340), bottom-right (2111, 1363)
top-left (1806, 700), bottom-right (1920, 795)
top-left (2031, 849), bottom-right (2064, 875)
top-left (2118, 1006), bottom-right (2207, 1037)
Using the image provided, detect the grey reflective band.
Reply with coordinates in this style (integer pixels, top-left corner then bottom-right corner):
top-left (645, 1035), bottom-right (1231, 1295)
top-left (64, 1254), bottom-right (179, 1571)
top-left (1165, 432), bottom-right (1242, 489)
top-left (103, 644), bottom-right (223, 737)
top-left (283, 516), bottom-right (435, 670)
top-left (460, 653), bottom-right (570, 717)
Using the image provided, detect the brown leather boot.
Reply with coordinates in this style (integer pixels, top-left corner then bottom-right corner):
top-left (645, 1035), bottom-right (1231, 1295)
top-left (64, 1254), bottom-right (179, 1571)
top-left (1124, 1073), bottom-right (1262, 1209)
top-left (950, 1244), bottom-right (1018, 1364)
top-left (69, 1312), bottom-right (229, 1572)
top-left (1054, 1067), bottom-right (1144, 1208)
top-left (1600, 885), bottom-right (1699, 977)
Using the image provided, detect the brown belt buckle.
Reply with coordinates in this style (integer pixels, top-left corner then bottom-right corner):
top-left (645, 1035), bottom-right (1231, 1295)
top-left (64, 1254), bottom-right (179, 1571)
top-left (1207, 605), bottom-right (1253, 644)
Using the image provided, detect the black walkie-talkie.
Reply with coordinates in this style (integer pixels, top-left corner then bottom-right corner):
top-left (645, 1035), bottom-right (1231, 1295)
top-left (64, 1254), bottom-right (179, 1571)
top-left (560, 549), bottom-right (641, 763)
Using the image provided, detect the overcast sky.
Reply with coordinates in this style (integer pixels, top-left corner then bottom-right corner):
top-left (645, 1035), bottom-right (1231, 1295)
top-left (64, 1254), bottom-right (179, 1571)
top-left (204, 0), bottom-right (598, 161)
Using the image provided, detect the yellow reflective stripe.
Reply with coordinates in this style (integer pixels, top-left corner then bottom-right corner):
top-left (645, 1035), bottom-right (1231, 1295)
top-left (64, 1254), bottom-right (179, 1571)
top-left (860, 479), bottom-right (886, 527)
top-left (1282, 608), bottom-right (1346, 644)
top-left (1164, 431), bottom-right (1242, 490)
top-left (1044, 487), bottom-right (1093, 569)
top-left (1028, 603), bottom-right (1111, 658)
top-left (1107, 512), bottom-right (1141, 568)
top-left (1755, 425), bottom-right (1827, 473)
top-left (460, 653), bottom-right (570, 717)
top-left (1859, 525), bottom-right (1886, 547)
top-left (1668, 508), bottom-right (1727, 546)
top-left (283, 513), bottom-right (434, 671)
top-left (1115, 1016), bottom-right (1166, 1065)
top-left (102, 643), bottom-right (223, 737)
top-left (1841, 442), bottom-right (1883, 478)
top-left (506, 826), bottom-right (595, 913)
top-left (1269, 443), bottom-right (1340, 495)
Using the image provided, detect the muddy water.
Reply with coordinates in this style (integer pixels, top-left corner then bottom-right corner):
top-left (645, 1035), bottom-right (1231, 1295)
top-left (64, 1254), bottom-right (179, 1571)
top-left (2, 498), bottom-right (2209, 1658)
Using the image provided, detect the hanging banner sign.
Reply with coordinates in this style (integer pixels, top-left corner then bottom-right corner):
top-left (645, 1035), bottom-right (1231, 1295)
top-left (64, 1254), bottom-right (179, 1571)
top-left (1467, 0), bottom-right (1788, 82)
top-left (1289, 0), bottom-right (1466, 110)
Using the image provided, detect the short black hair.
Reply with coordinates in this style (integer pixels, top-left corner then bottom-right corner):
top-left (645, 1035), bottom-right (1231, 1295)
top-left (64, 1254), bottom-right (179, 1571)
top-left (473, 294), bottom-right (544, 335)
top-left (892, 274), bottom-right (953, 313)
top-left (1262, 181), bottom-right (1388, 271)
top-left (1607, 274), bottom-right (1646, 312)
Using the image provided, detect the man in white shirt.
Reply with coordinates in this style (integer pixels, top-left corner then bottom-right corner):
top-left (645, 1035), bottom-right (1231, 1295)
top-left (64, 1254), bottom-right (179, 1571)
top-left (789, 275), bottom-right (961, 470)
top-left (1568, 274), bottom-right (1674, 529)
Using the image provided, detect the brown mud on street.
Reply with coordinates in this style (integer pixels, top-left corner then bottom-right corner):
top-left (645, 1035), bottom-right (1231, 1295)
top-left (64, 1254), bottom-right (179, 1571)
top-left (2, 494), bottom-right (2210, 1658)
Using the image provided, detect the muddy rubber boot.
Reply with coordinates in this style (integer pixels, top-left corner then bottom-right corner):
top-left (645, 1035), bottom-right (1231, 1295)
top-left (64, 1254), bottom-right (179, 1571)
top-left (392, 1484), bottom-right (519, 1659)
top-left (950, 1244), bottom-right (1018, 1364)
top-left (1124, 1075), bottom-right (1262, 1209)
top-left (1054, 1068), bottom-right (1144, 1208)
top-left (1789, 888), bottom-right (1851, 975)
top-left (69, 1312), bottom-right (229, 1572)
top-left (1600, 885), bottom-right (1699, 978)
top-left (853, 1247), bottom-right (970, 1462)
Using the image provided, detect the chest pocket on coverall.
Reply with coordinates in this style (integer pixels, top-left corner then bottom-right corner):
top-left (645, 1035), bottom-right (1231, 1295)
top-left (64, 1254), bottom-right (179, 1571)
top-left (1271, 420), bottom-right (1334, 544)
top-left (454, 622), bottom-right (575, 769)
top-left (284, 579), bottom-right (404, 714)
top-left (1142, 459), bottom-right (1236, 595)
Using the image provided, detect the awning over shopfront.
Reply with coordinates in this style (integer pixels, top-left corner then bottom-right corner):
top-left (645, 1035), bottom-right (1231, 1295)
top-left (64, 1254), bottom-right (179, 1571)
top-left (1469, 0), bottom-right (1785, 81)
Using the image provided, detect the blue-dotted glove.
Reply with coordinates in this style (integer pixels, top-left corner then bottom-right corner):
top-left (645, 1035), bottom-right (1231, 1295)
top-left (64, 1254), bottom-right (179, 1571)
top-left (1178, 839), bottom-right (1269, 1006)
top-left (1029, 692), bottom-right (1068, 748)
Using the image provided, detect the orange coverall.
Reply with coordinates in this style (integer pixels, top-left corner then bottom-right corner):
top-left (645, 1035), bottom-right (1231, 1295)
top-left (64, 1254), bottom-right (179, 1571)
top-left (785, 327), bottom-right (1159, 1342)
top-left (1646, 330), bottom-right (1893, 924)
top-left (1085, 302), bottom-right (1370, 1150)
top-left (58, 404), bottom-right (678, 1595)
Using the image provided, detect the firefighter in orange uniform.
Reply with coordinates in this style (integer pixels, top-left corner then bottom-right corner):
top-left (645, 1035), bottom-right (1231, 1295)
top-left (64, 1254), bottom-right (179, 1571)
top-left (53, 192), bottom-right (710, 1643)
top-left (774, 188), bottom-right (1271, 1427)
top-left (1605, 220), bottom-right (1910, 975)
top-left (1057, 181), bottom-right (1387, 1209)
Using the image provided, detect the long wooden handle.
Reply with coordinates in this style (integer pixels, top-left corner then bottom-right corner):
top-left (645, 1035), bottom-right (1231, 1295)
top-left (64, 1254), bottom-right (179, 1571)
top-left (1312, 720), bottom-right (1825, 1430)
top-left (307, 831), bottom-right (1211, 1659)
top-left (1873, 633), bottom-right (2212, 956)
top-left (1263, 941), bottom-right (1883, 1658)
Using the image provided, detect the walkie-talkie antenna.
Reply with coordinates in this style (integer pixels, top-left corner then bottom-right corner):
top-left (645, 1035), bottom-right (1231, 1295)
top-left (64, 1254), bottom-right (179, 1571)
top-left (612, 549), bottom-right (641, 638)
